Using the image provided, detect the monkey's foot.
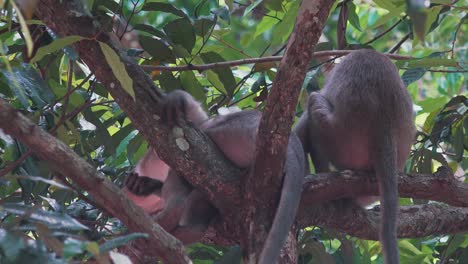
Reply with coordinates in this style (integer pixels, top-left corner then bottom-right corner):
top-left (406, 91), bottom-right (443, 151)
top-left (125, 172), bottom-right (164, 196)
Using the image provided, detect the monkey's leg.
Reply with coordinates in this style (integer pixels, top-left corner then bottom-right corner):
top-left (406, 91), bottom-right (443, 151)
top-left (307, 92), bottom-right (334, 172)
top-left (154, 171), bottom-right (192, 233)
top-left (171, 190), bottom-right (217, 244)
top-left (161, 90), bottom-right (208, 127)
top-left (308, 92), bottom-right (334, 128)
top-left (124, 172), bottom-right (163, 196)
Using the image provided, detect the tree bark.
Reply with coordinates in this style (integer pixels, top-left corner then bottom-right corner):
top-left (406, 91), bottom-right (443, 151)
top-left (245, 0), bottom-right (335, 261)
top-left (0, 99), bottom-right (190, 263)
top-left (302, 166), bottom-right (468, 207)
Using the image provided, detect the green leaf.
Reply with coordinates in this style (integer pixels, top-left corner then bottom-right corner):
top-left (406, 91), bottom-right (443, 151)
top-left (133, 24), bottom-right (167, 39)
top-left (417, 96), bottom-right (448, 113)
top-left (30, 36), bottom-right (84, 63)
top-left (272, 0), bottom-right (300, 45)
top-left (10, 1), bottom-right (33, 57)
top-left (139, 35), bottom-right (175, 63)
top-left (2, 63), bottom-right (55, 108)
top-left (212, 6), bottom-right (231, 23)
top-left (453, 125), bottom-right (464, 162)
top-left (374, 0), bottom-right (405, 14)
top-left (180, 71), bottom-right (205, 102)
top-left (194, 18), bottom-right (215, 37)
top-left (6, 175), bottom-right (70, 190)
top-left (2, 203), bottom-right (89, 231)
top-left (243, 0), bottom-right (263, 16)
top-left (142, 2), bottom-right (187, 18)
top-left (115, 130), bottom-right (138, 158)
top-left (0, 229), bottom-right (26, 260)
top-left (398, 58), bottom-right (458, 68)
top-left (401, 67), bottom-right (427, 86)
top-left (99, 233), bottom-right (148, 253)
top-left (86, 242), bottom-right (100, 256)
top-left (127, 136), bottom-right (145, 164)
top-left (205, 70), bottom-right (227, 94)
top-left (63, 238), bottom-right (86, 259)
top-left (99, 42), bottom-right (135, 100)
top-left (164, 18), bottom-right (196, 53)
top-left (200, 52), bottom-right (236, 96)
top-left (158, 71), bottom-right (182, 92)
top-left (347, 2), bottom-right (362, 31)
top-left (253, 16), bottom-right (277, 39)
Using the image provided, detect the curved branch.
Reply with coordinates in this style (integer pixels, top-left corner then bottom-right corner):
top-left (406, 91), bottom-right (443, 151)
top-left (35, 0), bottom-right (241, 211)
top-left (246, 0), bottom-right (335, 260)
top-left (141, 51), bottom-right (412, 72)
top-left (301, 166), bottom-right (468, 207)
top-left (299, 202), bottom-right (468, 240)
top-left (0, 99), bottom-right (190, 264)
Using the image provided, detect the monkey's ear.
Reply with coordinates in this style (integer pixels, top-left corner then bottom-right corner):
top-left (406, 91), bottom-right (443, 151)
top-left (125, 172), bottom-right (163, 196)
top-left (161, 90), bottom-right (189, 127)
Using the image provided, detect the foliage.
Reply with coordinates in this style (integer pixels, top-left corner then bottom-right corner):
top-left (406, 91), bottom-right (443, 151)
top-left (0, 0), bottom-right (466, 263)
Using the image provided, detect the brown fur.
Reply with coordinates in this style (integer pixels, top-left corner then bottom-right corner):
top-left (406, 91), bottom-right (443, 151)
top-left (125, 90), bottom-right (305, 262)
top-left (295, 49), bottom-right (415, 264)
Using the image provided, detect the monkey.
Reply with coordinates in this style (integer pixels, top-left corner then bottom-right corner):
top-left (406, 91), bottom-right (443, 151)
top-left (123, 90), bottom-right (214, 244)
top-left (124, 90), bottom-right (305, 263)
top-left (294, 49), bottom-right (415, 264)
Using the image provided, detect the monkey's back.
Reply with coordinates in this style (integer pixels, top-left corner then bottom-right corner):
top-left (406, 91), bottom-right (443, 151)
top-left (321, 49), bottom-right (414, 169)
top-left (201, 110), bottom-right (261, 168)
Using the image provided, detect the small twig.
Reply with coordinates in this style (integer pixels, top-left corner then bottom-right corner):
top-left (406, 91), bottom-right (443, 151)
top-left (364, 15), bottom-right (407, 45)
top-left (450, 20), bottom-right (463, 58)
top-left (389, 32), bottom-right (410, 53)
top-left (54, 60), bottom-right (74, 132)
top-left (0, 149), bottom-right (33, 178)
top-left (401, 67), bottom-right (467, 73)
top-left (141, 50), bottom-right (413, 72)
top-left (211, 34), bottom-right (253, 58)
top-left (119, 0), bottom-right (140, 40)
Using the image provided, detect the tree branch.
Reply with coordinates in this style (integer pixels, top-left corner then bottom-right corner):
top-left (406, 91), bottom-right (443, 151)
top-left (35, 0), bottom-right (241, 211)
top-left (301, 166), bottom-right (468, 207)
top-left (299, 202), bottom-right (468, 240)
top-left (3, 92), bottom-right (466, 255)
top-left (0, 99), bottom-right (190, 263)
top-left (140, 51), bottom-right (412, 72)
top-left (246, 0), bottom-right (335, 260)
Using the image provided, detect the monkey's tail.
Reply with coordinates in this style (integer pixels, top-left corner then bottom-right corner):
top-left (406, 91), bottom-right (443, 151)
top-left (258, 134), bottom-right (305, 264)
top-left (374, 121), bottom-right (400, 264)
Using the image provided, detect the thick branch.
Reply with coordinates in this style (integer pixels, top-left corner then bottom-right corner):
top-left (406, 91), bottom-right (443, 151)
top-left (246, 0), bottom-right (335, 259)
top-left (35, 0), bottom-right (241, 211)
top-left (302, 166), bottom-right (468, 207)
top-left (299, 202), bottom-right (468, 240)
top-left (0, 99), bottom-right (190, 263)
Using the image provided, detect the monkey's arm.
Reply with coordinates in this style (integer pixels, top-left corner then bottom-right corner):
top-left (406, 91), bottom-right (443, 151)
top-left (171, 190), bottom-right (217, 244)
top-left (294, 93), bottom-right (334, 173)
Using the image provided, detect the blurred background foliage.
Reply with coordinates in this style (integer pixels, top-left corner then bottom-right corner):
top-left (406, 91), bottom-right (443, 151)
top-left (0, 0), bottom-right (466, 263)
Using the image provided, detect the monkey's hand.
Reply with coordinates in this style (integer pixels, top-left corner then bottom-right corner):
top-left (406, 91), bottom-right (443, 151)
top-left (124, 172), bottom-right (164, 196)
top-left (309, 92), bottom-right (333, 125)
top-left (161, 90), bottom-right (190, 127)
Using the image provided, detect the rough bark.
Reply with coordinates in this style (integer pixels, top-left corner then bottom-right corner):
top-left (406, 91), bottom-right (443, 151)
top-left (245, 0), bottom-right (335, 261)
top-left (1, 97), bottom-right (467, 260)
top-left (299, 202), bottom-right (468, 240)
top-left (302, 166), bottom-right (468, 207)
top-left (10, 0), bottom-right (465, 261)
top-left (35, 0), bottom-right (241, 212)
top-left (0, 99), bottom-right (190, 264)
